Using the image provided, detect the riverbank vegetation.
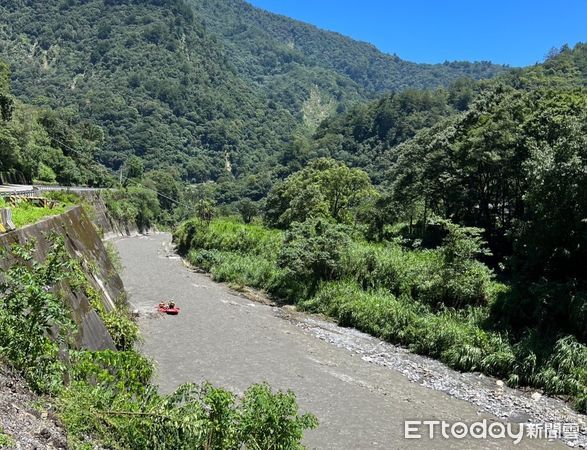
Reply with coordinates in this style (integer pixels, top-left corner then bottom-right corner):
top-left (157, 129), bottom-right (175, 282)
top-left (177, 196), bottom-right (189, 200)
top-left (173, 44), bottom-right (587, 413)
top-left (174, 214), bottom-right (587, 413)
top-left (0, 237), bottom-right (317, 448)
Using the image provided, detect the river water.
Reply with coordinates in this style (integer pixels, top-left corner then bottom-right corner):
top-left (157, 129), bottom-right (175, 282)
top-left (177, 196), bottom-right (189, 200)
top-left (114, 233), bottom-right (583, 449)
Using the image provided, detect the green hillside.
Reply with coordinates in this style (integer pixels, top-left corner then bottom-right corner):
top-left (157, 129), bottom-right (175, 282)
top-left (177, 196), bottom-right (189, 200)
top-left (0, 0), bottom-right (506, 183)
top-left (192, 0), bottom-right (506, 95)
top-left (0, 0), bottom-right (297, 182)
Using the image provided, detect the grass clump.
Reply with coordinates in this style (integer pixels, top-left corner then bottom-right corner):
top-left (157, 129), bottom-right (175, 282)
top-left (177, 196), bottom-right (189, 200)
top-left (0, 427), bottom-right (15, 447)
top-left (0, 196), bottom-right (69, 228)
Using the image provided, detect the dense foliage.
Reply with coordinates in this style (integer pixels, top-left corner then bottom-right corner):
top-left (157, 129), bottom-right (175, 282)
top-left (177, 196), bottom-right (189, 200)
top-left (174, 45), bottom-right (587, 414)
top-left (0, 0), bottom-right (298, 182)
top-left (265, 158), bottom-right (374, 228)
top-left (0, 0), bottom-right (506, 185)
top-left (174, 216), bottom-right (587, 413)
top-left (292, 81), bottom-right (482, 182)
top-left (0, 59), bottom-right (110, 185)
top-left (294, 44), bottom-right (587, 342)
top-left (192, 0), bottom-right (506, 104)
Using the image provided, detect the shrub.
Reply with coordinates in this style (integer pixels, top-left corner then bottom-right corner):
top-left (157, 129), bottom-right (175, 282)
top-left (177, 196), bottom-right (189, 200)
top-left (174, 217), bottom-right (282, 257)
top-left (37, 162), bottom-right (57, 183)
top-left (238, 383), bottom-right (319, 449)
top-left (0, 428), bottom-right (14, 447)
top-left (277, 219), bottom-right (350, 300)
top-left (58, 379), bottom-right (318, 449)
top-left (102, 311), bottom-right (140, 351)
top-left (0, 239), bottom-right (74, 393)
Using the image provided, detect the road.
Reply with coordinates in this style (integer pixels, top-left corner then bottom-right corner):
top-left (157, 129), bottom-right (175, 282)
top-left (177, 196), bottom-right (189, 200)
top-left (114, 233), bottom-right (564, 449)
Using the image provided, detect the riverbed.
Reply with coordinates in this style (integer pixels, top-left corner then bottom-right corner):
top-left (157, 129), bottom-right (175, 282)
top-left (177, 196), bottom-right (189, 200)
top-left (114, 233), bottom-right (583, 449)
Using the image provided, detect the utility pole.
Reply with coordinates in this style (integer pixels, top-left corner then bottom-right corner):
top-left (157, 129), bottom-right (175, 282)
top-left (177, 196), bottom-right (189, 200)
top-left (119, 161), bottom-right (125, 185)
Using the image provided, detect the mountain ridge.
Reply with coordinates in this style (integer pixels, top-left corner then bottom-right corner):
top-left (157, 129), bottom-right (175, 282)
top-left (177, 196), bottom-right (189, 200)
top-left (0, 0), bottom-right (507, 182)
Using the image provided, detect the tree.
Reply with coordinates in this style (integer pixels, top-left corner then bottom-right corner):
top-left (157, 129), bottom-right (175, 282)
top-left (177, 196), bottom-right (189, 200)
top-left (264, 158), bottom-right (375, 228)
top-left (144, 170), bottom-right (182, 212)
top-left (236, 199), bottom-right (258, 224)
top-left (126, 155), bottom-right (144, 180)
top-left (194, 199), bottom-right (215, 224)
top-left (0, 59), bottom-right (14, 121)
top-left (277, 219), bottom-right (350, 299)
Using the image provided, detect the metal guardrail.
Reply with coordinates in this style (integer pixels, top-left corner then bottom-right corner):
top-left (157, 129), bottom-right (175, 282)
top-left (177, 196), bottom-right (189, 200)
top-left (0, 185), bottom-right (106, 198)
top-left (0, 189), bottom-right (36, 198)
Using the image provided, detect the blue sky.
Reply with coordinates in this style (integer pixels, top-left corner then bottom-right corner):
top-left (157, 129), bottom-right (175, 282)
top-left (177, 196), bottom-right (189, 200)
top-left (247, 0), bottom-right (587, 67)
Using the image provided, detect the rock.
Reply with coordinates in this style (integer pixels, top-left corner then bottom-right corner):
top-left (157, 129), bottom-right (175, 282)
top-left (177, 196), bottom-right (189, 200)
top-left (39, 428), bottom-right (52, 440)
top-left (52, 436), bottom-right (68, 449)
top-left (531, 392), bottom-right (542, 401)
top-left (496, 380), bottom-right (504, 387)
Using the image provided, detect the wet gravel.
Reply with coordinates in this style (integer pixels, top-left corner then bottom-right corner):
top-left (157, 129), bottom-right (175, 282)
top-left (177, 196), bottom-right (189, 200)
top-left (282, 310), bottom-right (587, 448)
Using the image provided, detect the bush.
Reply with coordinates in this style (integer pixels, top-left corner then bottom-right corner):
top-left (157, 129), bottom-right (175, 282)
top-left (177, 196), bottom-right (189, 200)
top-left (0, 428), bottom-right (14, 448)
top-left (102, 311), bottom-right (140, 351)
top-left (340, 232), bottom-right (496, 310)
top-left (103, 187), bottom-right (160, 231)
top-left (340, 240), bottom-right (437, 298)
top-left (238, 383), bottom-right (319, 449)
top-left (37, 162), bottom-right (57, 183)
top-left (0, 239), bottom-right (74, 393)
top-left (277, 219), bottom-right (351, 300)
top-left (58, 378), bottom-right (318, 449)
top-left (209, 251), bottom-right (283, 290)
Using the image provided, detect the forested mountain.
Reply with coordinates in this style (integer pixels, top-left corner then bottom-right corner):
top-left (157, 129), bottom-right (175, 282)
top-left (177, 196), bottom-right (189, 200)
top-left (0, 0), bottom-right (506, 184)
top-left (0, 0), bottom-right (298, 182)
top-left (192, 0), bottom-right (505, 92)
top-left (304, 44), bottom-right (587, 183)
top-left (0, 57), bottom-right (111, 186)
top-left (287, 79), bottom-right (481, 182)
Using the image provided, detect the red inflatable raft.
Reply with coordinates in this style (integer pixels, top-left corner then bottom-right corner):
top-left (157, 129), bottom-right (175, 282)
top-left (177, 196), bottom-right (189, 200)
top-left (157, 304), bottom-right (181, 315)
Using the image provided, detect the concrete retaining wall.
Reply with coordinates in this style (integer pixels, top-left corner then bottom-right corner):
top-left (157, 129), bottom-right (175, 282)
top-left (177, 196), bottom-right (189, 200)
top-left (0, 207), bottom-right (124, 350)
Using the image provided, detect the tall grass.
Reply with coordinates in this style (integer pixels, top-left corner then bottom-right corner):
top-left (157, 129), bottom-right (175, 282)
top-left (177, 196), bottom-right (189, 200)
top-left (300, 280), bottom-right (587, 411)
top-left (341, 240), bottom-right (496, 309)
top-left (188, 249), bottom-right (285, 291)
top-left (174, 217), bottom-right (587, 412)
top-left (175, 217), bottom-right (282, 256)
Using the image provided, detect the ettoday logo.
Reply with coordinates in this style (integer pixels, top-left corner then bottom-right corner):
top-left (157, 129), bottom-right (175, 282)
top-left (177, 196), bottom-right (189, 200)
top-left (404, 420), bottom-right (582, 444)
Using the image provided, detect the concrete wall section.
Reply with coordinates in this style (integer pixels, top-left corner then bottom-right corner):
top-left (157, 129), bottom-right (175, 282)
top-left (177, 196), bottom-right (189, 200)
top-left (0, 207), bottom-right (123, 351)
